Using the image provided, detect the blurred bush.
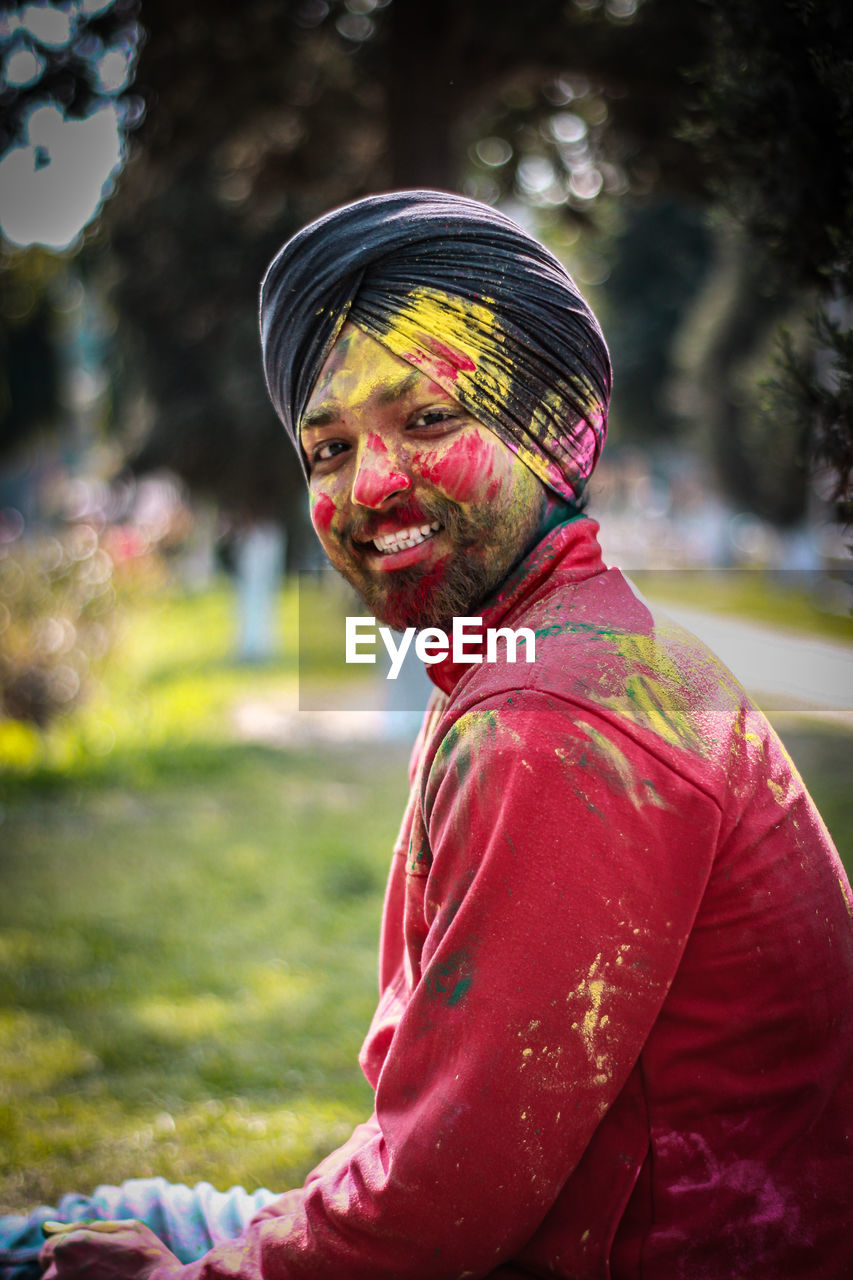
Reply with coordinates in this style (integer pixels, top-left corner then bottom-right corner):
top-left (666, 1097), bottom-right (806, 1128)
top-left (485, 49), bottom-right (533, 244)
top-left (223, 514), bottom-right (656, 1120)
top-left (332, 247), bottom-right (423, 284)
top-left (0, 524), bottom-right (116, 726)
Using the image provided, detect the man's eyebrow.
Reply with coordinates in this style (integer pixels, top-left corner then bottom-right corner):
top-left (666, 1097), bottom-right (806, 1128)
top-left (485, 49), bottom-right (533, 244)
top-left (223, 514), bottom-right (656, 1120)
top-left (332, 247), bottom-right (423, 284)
top-left (376, 371), bottom-right (422, 405)
top-left (300, 404), bottom-right (341, 431)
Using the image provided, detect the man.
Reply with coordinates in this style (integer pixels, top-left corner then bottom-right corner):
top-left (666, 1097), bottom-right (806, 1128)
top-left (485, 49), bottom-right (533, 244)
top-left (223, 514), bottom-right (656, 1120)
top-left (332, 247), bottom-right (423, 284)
top-left (33, 190), bottom-right (853, 1277)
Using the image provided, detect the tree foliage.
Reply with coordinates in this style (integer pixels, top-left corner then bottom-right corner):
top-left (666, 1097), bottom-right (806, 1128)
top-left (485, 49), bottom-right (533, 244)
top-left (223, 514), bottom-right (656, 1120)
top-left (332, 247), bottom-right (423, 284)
top-left (686, 0), bottom-right (852, 295)
top-left (683, 0), bottom-right (853, 519)
top-left (0, 251), bottom-right (62, 456)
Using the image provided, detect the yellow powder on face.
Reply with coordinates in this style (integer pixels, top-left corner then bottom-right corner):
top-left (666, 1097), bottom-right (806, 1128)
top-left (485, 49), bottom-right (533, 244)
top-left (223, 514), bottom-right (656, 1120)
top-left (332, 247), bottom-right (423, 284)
top-left (305, 322), bottom-right (416, 420)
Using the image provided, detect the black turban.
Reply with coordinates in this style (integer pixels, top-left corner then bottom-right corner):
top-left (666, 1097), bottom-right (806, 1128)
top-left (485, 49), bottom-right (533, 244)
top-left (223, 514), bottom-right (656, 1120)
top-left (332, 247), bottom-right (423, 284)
top-left (259, 189), bottom-right (611, 500)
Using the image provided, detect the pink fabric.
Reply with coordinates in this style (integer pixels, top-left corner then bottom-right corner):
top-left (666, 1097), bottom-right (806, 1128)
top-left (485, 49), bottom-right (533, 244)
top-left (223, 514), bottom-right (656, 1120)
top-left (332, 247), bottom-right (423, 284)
top-left (166, 516), bottom-right (853, 1279)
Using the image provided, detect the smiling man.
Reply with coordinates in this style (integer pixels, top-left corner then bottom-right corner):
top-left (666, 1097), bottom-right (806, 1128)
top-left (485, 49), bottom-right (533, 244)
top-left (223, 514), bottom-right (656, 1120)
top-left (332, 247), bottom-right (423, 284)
top-left (35, 191), bottom-right (853, 1280)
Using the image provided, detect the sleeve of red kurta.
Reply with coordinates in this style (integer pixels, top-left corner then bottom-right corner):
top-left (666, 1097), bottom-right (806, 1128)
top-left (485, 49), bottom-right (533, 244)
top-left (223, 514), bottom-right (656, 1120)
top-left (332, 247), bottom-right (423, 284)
top-left (159, 694), bottom-right (722, 1280)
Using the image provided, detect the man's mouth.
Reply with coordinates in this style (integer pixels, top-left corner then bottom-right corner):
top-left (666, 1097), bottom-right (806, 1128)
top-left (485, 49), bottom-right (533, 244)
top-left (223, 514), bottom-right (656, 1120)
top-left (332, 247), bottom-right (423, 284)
top-left (370, 521), bottom-right (441, 555)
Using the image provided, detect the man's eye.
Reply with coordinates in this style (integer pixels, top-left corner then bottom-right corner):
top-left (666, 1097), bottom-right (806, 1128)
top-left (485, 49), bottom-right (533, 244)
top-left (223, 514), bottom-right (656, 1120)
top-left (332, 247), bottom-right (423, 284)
top-left (410, 408), bottom-right (458, 429)
top-left (312, 440), bottom-right (348, 464)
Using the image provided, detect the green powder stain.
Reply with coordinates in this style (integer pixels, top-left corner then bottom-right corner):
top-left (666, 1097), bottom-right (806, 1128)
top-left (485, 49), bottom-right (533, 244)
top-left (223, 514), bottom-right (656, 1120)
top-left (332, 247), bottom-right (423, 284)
top-left (425, 952), bottom-right (474, 1008)
top-left (534, 620), bottom-right (615, 641)
top-left (406, 833), bottom-right (431, 874)
top-left (438, 707), bottom-right (501, 790)
top-left (446, 977), bottom-right (472, 1006)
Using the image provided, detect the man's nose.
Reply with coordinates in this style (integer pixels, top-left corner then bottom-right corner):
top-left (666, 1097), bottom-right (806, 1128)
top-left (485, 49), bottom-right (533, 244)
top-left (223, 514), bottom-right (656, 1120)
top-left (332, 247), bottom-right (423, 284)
top-left (351, 433), bottom-right (412, 509)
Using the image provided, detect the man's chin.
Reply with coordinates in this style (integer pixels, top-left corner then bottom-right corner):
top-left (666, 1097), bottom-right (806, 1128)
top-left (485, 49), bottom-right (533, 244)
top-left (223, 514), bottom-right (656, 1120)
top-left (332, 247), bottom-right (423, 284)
top-left (350, 561), bottom-right (497, 634)
top-left (359, 593), bottom-right (455, 634)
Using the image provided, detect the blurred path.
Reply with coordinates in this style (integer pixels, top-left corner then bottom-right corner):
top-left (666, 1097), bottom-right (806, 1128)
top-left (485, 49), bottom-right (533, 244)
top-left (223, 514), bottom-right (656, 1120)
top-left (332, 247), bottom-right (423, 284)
top-left (651, 600), bottom-right (853, 721)
top-left (232, 689), bottom-right (391, 747)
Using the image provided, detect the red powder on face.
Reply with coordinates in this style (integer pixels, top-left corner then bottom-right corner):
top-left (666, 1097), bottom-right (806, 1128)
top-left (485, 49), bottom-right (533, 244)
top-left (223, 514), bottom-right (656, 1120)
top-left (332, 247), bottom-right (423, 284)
top-left (366, 431), bottom-right (388, 454)
top-left (353, 433), bottom-right (411, 508)
top-left (414, 432), bottom-right (496, 504)
top-left (311, 493), bottom-right (336, 534)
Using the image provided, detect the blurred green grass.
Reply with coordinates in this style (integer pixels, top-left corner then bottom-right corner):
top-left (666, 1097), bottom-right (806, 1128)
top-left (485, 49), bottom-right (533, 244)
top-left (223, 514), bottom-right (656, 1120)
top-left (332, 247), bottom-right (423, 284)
top-left (0, 571), bottom-right (850, 1213)
top-left (0, 577), bottom-right (407, 1211)
top-left (0, 739), bottom-right (405, 1210)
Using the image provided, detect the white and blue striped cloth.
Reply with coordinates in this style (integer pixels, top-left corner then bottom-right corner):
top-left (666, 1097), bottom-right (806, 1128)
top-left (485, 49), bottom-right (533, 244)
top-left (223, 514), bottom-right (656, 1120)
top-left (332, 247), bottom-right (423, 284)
top-left (0, 1178), bottom-right (278, 1278)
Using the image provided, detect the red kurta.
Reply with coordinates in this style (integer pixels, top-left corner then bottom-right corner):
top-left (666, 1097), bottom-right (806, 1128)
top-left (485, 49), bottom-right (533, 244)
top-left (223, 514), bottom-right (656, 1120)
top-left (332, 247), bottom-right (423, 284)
top-left (168, 516), bottom-right (853, 1280)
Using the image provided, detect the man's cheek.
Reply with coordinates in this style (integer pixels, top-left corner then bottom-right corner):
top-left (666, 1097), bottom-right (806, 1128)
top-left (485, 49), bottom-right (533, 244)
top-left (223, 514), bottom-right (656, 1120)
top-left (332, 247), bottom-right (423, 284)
top-left (310, 492), bottom-right (337, 536)
top-left (413, 433), bottom-right (498, 505)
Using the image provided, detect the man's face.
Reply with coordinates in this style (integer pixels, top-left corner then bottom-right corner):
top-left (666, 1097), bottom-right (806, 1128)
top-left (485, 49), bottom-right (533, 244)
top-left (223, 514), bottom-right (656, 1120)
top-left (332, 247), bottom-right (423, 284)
top-left (300, 323), bottom-right (548, 631)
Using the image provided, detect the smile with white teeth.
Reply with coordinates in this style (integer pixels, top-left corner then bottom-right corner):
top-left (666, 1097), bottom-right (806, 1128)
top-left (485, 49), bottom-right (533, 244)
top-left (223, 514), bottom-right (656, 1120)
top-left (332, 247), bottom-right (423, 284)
top-left (372, 521), bottom-right (440, 554)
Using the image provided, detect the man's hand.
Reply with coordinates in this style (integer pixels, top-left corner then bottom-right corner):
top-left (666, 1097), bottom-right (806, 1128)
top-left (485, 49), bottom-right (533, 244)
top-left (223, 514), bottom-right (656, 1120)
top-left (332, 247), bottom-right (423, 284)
top-left (40, 1219), bottom-right (184, 1279)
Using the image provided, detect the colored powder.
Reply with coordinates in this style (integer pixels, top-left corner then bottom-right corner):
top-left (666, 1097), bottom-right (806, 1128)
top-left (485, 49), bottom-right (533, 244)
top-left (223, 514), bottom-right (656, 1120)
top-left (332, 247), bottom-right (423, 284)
top-left (413, 432), bottom-right (496, 504)
top-left (576, 719), bottom-right (670, 812)
top-left (597, 630), bottom-right (710, 758)
top-left (310, 492), bottom-right (335, 534)
top-left (352, 432), bottom-right (410, 508)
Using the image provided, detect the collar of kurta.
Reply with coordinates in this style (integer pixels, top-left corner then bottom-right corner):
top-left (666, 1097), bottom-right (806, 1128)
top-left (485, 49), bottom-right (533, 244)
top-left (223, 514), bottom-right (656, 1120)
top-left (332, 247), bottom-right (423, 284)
top-left (426, 513), bottom-right (607, 696)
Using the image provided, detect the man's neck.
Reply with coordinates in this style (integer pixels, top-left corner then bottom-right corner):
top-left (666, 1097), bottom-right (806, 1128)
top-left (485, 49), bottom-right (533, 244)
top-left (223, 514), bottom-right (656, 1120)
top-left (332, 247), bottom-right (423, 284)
top-left (501, 492), bottom-right (581, 593)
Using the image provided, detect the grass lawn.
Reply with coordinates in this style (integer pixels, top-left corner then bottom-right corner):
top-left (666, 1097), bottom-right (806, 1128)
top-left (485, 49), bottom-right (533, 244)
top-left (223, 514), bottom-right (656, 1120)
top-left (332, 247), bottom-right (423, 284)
top-left (0, 578), bottom-right (408, 1212)
top-left (1, 571), bottom-right (850, 1214)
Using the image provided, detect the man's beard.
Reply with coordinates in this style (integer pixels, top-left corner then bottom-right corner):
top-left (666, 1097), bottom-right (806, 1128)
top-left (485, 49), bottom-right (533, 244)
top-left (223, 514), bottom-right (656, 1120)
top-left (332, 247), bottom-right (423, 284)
top-left (357, 549), bottom-right (500, 632)
top-left (341, 490), bottom-right (545, 632)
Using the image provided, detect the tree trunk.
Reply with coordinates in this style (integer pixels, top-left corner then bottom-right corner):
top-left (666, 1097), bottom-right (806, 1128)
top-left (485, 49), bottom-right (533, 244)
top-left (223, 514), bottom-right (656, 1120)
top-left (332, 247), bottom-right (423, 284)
top-left (384, 0), bottom-right (467, 191)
